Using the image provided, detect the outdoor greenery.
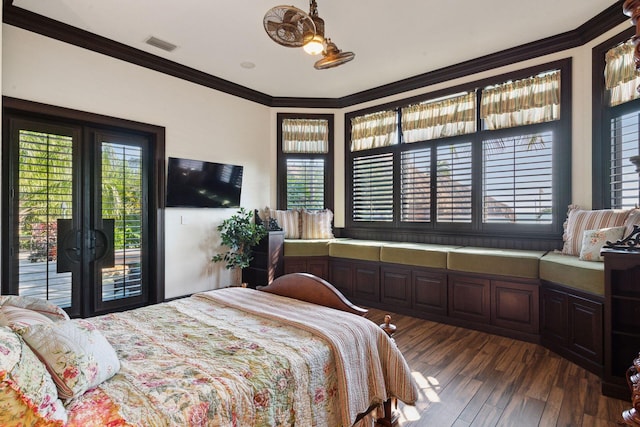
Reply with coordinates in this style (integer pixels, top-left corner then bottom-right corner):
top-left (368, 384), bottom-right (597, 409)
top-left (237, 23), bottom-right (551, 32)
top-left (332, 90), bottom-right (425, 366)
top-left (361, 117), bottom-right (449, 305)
top-left (212, 207), bottom-right (267, 270)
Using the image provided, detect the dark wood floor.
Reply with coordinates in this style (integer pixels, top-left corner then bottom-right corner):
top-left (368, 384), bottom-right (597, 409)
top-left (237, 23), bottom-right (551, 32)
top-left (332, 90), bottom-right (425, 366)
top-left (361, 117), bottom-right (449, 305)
top-left (366, 308), bottom-right (630, 427)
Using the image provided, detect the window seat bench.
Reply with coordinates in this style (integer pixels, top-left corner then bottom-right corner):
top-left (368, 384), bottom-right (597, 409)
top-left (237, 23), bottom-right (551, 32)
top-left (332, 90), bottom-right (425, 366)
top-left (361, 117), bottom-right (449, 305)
top-left (282, 238), bottom-right (606, 377)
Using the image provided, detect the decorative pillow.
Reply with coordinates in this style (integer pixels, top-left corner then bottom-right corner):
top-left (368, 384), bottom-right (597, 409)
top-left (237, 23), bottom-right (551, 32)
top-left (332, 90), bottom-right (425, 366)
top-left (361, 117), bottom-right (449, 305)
top-left (20, 319), bottom-right (120, 400)
top-left (579, 226), bottom-right (627, 262)
top-left (0, 295), bottom-right (69, 322)
top-left (300, 209), bottom-right (334, 239)
top-left (269, 209), bottom-right (301, 239)
top-left (0, 326), bottom-right (67, 426)
top-left (562, 207), bottom-right (630, 256)
top-left (0, 306), bottom-right (54, 330)
top-left (624, 209), bottom-right (640, 239)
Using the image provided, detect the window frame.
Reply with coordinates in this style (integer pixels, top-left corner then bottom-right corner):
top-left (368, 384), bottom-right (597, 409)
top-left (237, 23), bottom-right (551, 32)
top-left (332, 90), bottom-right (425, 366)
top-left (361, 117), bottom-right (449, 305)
top-left (592, 27), bottom-right (639, 210)
top-left (345, 59), bottom-right (572, 244)
top-left (276, 113), bottom-right (334, 211)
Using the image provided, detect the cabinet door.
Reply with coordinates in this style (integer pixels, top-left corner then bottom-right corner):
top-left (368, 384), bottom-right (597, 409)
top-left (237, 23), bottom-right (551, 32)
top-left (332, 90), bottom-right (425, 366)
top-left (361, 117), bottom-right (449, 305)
top-left (568, 295), bottom-right (603, 364)
top-left (540, 287), bottom-right (568, 345)
top-left (413, 270), bottom-right (447, 315)
top-left (448, 275), bottom-right (490, 323)
top-left (354, 262), bottom-right (380, 303)
top-left (381, 266), bottom-right (411, 308)
top-left (307, 259), bottom-right (329, 280)
top-left (283, 258), bottom-right (307, 275)
top-left (491, 281), bottom-right (539, 333)
top-left (330, 260), bottom-right (353, 297)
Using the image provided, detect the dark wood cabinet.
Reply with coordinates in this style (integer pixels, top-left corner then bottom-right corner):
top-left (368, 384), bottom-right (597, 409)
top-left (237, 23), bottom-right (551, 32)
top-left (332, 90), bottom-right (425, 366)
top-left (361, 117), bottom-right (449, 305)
top-left (541, 287), bottom-right (568, 345)
top-left (491, 280), bottom-right (539, 334)
top-left (412, 269), bottom-right (448, 315)
top-left (448, 275), bottom-right (490, 323)
top-left (540, 284), bottom-right (603, 375)
top-left (284, 256), bottom-right (329, 280)
top-left (242, 231), bottom-right (284, 288)
top-left (329, 259), bottom-right (379, 303)
top-left (603, 250), bottom-right (640, 400)
top-left (380, 265), bottom-right (412, 309)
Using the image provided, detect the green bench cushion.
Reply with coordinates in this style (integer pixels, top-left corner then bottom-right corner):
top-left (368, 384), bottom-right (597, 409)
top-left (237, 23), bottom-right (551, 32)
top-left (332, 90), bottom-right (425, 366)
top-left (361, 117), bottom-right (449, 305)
top-left (447, 247), bottom-right (546, 279)
top-left (539, 252), bottom-right (604, 295)
top-left (380, 242), bottom-right (461, 269)
top-left (283, 239), bottom-right (338, 257)
top-left (328, 240), bottom-right (384, 262)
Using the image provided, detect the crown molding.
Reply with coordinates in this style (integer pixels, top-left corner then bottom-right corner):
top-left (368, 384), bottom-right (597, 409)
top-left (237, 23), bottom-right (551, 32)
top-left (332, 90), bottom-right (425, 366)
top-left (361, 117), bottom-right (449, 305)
top-left (2, 5), bottom-right (273, 106)
top-left (3, 2), bottom-right (628, 109)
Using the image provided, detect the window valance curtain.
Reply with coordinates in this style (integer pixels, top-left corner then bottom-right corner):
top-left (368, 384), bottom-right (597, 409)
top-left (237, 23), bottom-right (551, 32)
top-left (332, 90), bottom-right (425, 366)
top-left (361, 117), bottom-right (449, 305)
top-left (350, 110), bottom-right (398, 152)
top-left (282, 118), bottom-right (329, 153)
top-left (480, 71), bottom-right (560, 130)
top-left (401, 92), bottom-right (476, 143)
top-left (605, 40), bottom-right (640, 107)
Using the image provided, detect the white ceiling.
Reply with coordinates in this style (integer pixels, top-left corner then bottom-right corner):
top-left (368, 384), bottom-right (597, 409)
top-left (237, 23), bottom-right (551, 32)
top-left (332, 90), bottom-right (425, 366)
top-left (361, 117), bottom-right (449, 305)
top-left (13, 0), bottom-right (621, 99)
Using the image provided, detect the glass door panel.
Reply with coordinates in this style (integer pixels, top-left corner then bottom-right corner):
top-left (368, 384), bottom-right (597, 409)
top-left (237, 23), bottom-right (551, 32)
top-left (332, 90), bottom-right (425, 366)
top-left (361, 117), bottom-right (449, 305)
top-left (99, 141), bottom-right (144, 303)
top-left (16, 129), bottom-right (75, 309)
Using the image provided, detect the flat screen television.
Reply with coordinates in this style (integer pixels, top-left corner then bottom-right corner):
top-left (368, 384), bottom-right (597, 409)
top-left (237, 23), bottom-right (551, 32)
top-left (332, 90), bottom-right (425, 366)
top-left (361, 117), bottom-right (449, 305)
top-left (166, 157), bottom-right (243, 208)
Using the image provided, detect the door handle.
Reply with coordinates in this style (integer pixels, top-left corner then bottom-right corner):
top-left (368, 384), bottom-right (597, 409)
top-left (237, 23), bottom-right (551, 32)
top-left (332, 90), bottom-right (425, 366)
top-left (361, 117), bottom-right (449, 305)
top-left (94, 219), bottom-right (115, 268)
top-left (56, 219), bottom-right (80, 273)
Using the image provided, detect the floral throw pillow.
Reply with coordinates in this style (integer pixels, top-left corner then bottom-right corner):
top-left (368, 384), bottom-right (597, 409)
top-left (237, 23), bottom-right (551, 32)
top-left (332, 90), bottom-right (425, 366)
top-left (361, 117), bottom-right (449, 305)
top-left (579, 226), bottom-right (627, 262)
top-left (0, 326), bottom-right (67, 426)
top-left (20, 319), bottom-right (120, 400)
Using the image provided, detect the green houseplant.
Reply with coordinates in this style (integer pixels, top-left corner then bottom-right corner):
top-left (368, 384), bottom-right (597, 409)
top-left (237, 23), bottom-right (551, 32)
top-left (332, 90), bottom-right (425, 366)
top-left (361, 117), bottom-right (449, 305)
top-left (212, 208), bottom-right (267, 273)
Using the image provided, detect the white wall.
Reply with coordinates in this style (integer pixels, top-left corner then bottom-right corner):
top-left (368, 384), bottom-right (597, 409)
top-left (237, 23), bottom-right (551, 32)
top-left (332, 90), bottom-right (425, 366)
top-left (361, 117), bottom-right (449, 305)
top-left (2, 25), bottom-right (272, 298)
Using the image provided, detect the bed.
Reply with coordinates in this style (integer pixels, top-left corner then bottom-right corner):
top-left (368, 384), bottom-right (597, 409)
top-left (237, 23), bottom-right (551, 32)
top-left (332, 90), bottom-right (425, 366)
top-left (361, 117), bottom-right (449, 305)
top-left (0, 273), bottom-right (418, 427)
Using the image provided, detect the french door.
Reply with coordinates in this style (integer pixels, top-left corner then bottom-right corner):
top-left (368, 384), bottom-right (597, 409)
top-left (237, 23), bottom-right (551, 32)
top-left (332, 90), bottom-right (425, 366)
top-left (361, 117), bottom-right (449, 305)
top-left (4, 115), bottom-right (162, 317)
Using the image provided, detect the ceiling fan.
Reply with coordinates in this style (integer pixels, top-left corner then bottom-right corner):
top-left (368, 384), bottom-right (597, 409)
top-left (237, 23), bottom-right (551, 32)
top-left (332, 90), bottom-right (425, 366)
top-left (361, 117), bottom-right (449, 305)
top-left (263, 0), bottom-right (355, 70)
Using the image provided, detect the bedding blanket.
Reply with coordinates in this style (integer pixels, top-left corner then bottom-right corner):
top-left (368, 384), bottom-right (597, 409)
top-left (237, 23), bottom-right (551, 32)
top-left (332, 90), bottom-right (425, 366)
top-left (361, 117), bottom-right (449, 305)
top-left (65, 288), bottom-right (418, 426)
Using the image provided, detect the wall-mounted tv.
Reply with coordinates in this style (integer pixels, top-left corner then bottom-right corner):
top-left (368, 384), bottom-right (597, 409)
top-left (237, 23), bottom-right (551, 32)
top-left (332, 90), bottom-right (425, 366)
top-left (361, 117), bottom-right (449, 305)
top-left (166, 157), bottom-right (243, 208)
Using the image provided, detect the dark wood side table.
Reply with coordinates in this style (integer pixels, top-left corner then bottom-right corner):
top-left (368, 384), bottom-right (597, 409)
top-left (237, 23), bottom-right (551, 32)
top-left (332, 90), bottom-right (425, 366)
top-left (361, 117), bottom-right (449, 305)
top-left (242, 230), bottom-right (284, 288)
top-left (602, 249), bottom-right (640, 401)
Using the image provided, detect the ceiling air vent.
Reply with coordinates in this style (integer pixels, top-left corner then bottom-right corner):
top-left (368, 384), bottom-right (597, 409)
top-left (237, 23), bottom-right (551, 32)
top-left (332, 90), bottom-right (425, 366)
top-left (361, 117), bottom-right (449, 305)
top-left (145, 36), bottom-right (177, 52)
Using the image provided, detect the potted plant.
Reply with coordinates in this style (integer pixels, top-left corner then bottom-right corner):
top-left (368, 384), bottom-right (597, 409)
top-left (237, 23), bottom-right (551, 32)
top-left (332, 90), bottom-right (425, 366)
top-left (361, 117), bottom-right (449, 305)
top-left (212, 207), bottom-right (267, 285)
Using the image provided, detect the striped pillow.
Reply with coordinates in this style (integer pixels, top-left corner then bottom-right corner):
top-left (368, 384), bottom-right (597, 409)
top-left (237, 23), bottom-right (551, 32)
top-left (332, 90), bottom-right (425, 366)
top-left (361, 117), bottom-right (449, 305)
top-left (301, 209), bottom-right (334, 239)
top-left (0, 306), bottom-right (54, 330)
top-left (0, 295), bottom-right (69, 322)
top-left (269, 209), bottom-right (301, 239)
top-left (562, 207), bottom-right (631, 256)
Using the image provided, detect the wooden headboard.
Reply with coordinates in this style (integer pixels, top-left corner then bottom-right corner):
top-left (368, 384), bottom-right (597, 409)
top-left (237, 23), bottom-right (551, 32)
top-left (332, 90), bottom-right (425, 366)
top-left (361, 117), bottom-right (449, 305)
top-left (259, 273), bottom-right (368, 317)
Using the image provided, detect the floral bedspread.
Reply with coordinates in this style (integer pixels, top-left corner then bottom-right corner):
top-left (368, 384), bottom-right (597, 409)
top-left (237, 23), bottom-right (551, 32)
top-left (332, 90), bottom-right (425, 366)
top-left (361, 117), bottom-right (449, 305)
top-left (65, 288), bottom-right (417, 427)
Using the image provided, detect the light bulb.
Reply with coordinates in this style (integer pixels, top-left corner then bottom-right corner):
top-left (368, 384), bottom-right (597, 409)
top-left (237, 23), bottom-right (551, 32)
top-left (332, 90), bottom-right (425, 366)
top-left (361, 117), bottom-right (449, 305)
top-left (303, 36), bottom-right (324, 55)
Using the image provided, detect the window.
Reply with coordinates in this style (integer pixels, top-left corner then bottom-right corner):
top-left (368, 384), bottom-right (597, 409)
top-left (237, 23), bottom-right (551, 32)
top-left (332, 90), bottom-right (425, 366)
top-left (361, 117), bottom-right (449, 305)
top-left (353, 153), bottom-right (394, 222)
top-left (277, 114), bottom-right (333, 211)
top-left (346, 60), bottom-right (571, 244)
top-left (482, 132), bottom-right (553, 223)
top-left (594, 35), bottom-right (640, 210)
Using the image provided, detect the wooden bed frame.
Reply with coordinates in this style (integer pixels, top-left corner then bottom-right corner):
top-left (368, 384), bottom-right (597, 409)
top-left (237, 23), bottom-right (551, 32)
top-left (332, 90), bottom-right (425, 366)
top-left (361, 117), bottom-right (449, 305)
top-left (259, 272), bottom-right (368, 316)
top-left (259, 273), bottom-right (399, 427)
